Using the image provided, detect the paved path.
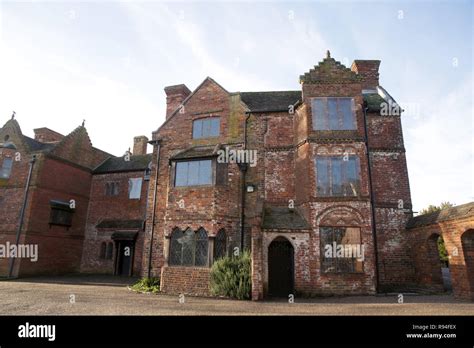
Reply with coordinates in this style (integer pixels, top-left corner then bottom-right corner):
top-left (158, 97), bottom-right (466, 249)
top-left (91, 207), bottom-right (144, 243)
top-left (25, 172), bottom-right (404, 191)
top-left (0, 275), bottom-right (473, 315)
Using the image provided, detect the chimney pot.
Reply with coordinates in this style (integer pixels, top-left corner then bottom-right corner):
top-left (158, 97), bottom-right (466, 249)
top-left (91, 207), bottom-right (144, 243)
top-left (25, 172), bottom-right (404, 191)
top-left (133, 136), bottom-right (149, 155)
top-left (164, 84), bottom-right (191, 120)
top-left (351, 60), bottom-right (381, 90)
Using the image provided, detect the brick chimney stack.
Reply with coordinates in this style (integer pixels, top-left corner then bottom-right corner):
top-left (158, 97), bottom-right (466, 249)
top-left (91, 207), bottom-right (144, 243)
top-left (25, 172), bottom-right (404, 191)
top-left (164, 84), bottom-right (191, 119)
top-left (133, 136), bottom-right (149, 155)
top-left (33, 128), bottom-right (64, 143)
top-left (351, 60), bottom-right (381, 90)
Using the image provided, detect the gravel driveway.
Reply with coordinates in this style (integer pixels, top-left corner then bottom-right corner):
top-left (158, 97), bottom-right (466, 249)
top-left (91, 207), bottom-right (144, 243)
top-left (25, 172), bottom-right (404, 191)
top-left (1, 275), bottom-right (473, 315)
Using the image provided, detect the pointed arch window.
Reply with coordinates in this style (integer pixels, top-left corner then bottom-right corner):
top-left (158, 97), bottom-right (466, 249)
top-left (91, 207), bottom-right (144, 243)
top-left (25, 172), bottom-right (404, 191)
top-left (214, 229), bottom-right (227, 261)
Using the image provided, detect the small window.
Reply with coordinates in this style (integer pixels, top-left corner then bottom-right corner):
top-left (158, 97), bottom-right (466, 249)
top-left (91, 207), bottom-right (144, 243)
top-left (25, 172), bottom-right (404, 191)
top-left (320, 227), bottom-right (363, 273)
top-left (106, 242), bottom-right (114, 260)
top-left (175, 160), bottom-right (212, 187)
top-left (214, 229), bottom-right (227, 261)
top-left (49, 200), bottom-right (74, 227)
top-left (316, 156), bottom-right (360, 196)
top-left (105, 182), bottom-right (119, 196)
top-left (128, 178), bottom-right (143, 199)
top-left (312, 98), bottom-right (356, 130)
top-left (0, 157), bottom-right (13, 179)
top-left (193, 117), bottom-right (220, 139)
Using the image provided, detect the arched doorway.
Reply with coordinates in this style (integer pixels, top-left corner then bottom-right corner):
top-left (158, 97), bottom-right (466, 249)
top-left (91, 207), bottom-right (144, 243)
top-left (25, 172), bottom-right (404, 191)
top-left (426, 234), bottom-right (444, 288)
top-left (268, 237), bottom-right (294, 297)
top-left (461, 229), bottom-right (474, 297)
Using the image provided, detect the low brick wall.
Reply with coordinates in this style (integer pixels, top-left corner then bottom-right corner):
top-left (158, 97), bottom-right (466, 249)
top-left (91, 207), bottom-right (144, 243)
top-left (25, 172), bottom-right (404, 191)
top-left (160, 266), bottom-right (211, 297)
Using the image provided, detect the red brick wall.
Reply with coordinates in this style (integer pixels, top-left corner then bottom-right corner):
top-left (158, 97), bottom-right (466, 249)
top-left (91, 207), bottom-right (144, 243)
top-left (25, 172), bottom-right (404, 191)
top-left (160, 266), bottom-right (210, 296)
top-left (81, 170), bottom-right (148, 275)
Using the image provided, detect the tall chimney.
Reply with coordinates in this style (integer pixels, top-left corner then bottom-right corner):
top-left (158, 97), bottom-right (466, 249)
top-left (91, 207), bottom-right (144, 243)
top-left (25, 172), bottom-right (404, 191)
top-left (133, 136), bottom-right (149, 156)
top-left (33, 128), bottom-right (64, 143)
top-left (164, 84), bottom-right (191, 119)
top-left (351, 60), bottom-right (381, 90)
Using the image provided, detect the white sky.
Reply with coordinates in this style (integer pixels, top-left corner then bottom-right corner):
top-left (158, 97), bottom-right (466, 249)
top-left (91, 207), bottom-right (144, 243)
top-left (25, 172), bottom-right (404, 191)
top-left (0, 1), bottom-right (472, 212)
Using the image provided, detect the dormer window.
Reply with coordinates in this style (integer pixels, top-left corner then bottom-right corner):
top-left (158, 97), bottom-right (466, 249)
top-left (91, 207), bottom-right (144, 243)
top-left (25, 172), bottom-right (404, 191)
top-left (193, 117), bottom-right (220, 139)
top-left (312, 98), bottom-right (356, 130)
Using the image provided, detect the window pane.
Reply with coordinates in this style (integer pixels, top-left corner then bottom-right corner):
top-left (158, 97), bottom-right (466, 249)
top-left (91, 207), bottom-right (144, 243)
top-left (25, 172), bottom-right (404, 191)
top-left (198, 160), bottom-right (212, 185)
top-left (331, 157), bottom-right (342, 196)
top-left (316, 158), bottom-right (329, 196)
top-left (181, 229), bottom-right (195, 266)
top-left (320, 227), bottom-right (335, 273)
top-left (320, 227), bottom-right (362, 273)
top-left (328, 99), bottom-right (339, 130)
top-left (170, 229), bottom-right (184, 266)
top-left (312, 99), bottom-right (327, 130)
top-left (340, 98), bottom-right (355, 130)
top-left (345, 157), bottom-right (359, 196)
top-left (175, 162), bottom-right (188, 187)
top-left (193, 120), bottom-right (203, 139)
top-left (187, 161), bottom-right (200, 186)
top-left (214, 230), bottom-right (227, 261)
top-left (195, 228), bottom-right (208, 266)
top-left (128, 178), bottom-right (142, 199)
top-left (202, 119), bottom-right (212, 137)
top-left (210, 118), bottom-right (220, 137)
top-left (0, 157), bottom-right (13, 179)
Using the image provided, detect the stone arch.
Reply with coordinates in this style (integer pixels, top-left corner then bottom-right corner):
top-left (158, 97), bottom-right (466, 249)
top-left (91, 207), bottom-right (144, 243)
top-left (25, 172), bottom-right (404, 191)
top-left (316, 205), bottom-right (364, 226)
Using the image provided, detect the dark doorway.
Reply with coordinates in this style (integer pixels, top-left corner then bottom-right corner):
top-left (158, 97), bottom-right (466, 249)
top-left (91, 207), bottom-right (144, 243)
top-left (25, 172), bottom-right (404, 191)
top-left (268, 237), bottom-right (294, 297)
top-left (115, 241), bottom-right (134, 276)
top-left (462, 229), bottom-right (474, 299)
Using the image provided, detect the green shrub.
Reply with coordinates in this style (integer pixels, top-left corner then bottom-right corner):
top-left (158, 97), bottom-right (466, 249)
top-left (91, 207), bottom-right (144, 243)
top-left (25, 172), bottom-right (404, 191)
top-left (130, 277), bottom-right (160, 293)
top-left (210, 250), bottom-right (251, 300)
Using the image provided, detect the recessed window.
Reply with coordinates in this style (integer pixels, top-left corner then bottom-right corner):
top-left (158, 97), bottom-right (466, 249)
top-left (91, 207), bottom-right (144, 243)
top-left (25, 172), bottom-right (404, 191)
top-left (316, 156), bottom-right (360, 196)
top-left (320, 227), bottom-right (363, 273)
top-left (128, 178), bottom-right (142, 199)
top-left (0, 157), bottom-right (13, 179)
top-left (49, 200), bottom-right (74, 227)
top-left (175, 160), bottom-right (212, 187)
top-left (193, 117), bottom-right (220, 139)
top-left (312, 98), bottom-right (356, 130)
top-left (105, 182), bottom-right (119, 196)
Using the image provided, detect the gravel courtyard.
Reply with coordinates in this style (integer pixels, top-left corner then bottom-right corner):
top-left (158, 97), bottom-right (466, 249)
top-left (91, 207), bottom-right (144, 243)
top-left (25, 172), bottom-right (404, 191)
top-left (1, 275), bottom-right (473, 315)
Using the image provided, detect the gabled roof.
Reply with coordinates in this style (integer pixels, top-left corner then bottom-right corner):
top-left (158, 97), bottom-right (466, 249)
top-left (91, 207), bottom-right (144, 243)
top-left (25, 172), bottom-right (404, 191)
top-left (170, 145), bottom-right (220, 161)
top-left (93, 154), bottom-right (152, 174)
top-left (22, 135), bottom-right (56, 152)
top-left (300, 51), bottom-right (361, 84)
top-left (407, 202), bottom-right (474, 229)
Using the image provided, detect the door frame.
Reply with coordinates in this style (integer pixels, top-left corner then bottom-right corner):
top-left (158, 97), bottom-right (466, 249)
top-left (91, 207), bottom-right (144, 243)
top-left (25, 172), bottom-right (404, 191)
top-left (267, 236), bottom-right (295, 297)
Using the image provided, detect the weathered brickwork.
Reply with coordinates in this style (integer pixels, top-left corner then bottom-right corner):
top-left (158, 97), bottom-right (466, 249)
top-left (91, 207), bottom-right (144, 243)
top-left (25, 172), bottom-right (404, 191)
top-left (2, 52), bottom-right (472, 303)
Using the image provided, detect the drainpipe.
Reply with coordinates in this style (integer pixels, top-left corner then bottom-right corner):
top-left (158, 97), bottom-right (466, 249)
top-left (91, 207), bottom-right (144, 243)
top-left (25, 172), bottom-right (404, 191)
top-left (362, 102), bottom-right (379, 293)
top-left (147, 139), bottom-right (161, 278)
top-left (238, 112), bottom-right (252, 252)
top-left (8, 155), bottom-right (36, 278)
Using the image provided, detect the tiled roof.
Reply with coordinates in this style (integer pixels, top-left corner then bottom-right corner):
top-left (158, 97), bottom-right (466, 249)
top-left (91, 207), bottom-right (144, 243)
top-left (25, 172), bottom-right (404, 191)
top-left (93, 154), bottom-right (152, 174)
top-left (240, 90), bottom-right (389, 113)
top-left (170, 145), bottom-right (220, 160)
top-left (407, 202), bottom-right (474, 229)
top-left (262, 206), bottom-right (311, 230)
top-left (96, 219), bottom-right (144, 229)
top-left (22, 135), bottom-right (56, 152)
top-left (240, 91), bottom-right (301, 112)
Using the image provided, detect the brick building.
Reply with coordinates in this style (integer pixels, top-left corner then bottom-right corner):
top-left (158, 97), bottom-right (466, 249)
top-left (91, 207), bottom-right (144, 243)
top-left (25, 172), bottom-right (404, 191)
top-left (141, 52), bottom-right (415, 299)
top-left (80, 137), bottom-right (152, 276)
top-left (0, 118), bottom-right (110, 277)
top-left (1, 52), bottom-right (473, 301)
